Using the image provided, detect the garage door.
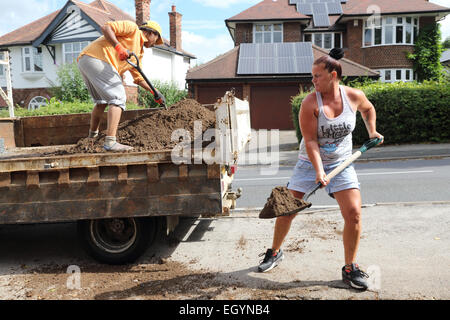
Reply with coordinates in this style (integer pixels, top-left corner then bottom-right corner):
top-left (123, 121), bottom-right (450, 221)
top-left (250, 84), bottom-right (300, 130)
top-left (197, 85), bottom-right (243, 105)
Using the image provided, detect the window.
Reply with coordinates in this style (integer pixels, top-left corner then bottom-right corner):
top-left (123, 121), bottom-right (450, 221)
top-left (254, 24), bottom-right (283, 43)
top-left (378, 68), bottom-right (414, 82)
top-left (364, 16), bottom-right (418, 47)
top-left (304, 32), bottom-right (343, 49)
top-left (22, 47), bottom-right (43, 72)
top-left (63, 41), bottom-right (89, 64)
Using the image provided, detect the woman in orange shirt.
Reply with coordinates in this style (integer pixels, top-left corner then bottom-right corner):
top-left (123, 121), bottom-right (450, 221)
top-left (78, 20), bottom-right (163, 151)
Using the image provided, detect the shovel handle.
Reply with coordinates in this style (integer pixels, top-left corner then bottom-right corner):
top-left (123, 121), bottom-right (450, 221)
top-left (306, 137), bottom-right (383, 199)
top-left (126, 52), bottom-right (167, 110)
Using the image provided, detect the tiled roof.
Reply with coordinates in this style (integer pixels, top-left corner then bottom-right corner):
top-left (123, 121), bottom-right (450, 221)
top-left (226, 0), bottom-right (450, 22)
top-left (341, 0), bottom-right (450, 16)
top-left (186, 43), bottom-right (379, 80)
top-left (227, 0), bottom-right (309, 22)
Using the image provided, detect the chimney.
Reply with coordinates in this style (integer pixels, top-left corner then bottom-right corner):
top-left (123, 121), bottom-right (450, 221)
top-left (135, 0), bottom-right (151, 26)
top-left (169, 5), bottom-right (182, 51)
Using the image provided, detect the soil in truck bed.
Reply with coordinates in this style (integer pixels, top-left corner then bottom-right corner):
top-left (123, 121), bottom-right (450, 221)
top-left (61, 98), bottom-right (216, 154)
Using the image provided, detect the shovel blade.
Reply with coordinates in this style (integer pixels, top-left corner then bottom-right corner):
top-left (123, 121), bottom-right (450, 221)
top-left (258, 201), bottom-right (312, 219)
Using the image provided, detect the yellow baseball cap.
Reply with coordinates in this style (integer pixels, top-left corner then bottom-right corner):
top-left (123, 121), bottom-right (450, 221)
top-left (139, 21), bottom-right (164, 45)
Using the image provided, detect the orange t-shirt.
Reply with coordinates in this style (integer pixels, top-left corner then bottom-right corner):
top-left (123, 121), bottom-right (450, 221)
top-left (78, 20), bottom-right (146, 84)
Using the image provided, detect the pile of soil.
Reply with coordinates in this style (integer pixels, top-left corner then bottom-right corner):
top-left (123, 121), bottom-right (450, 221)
top-left (259, 186), bottom-right (311, 219)
top-left (67, 99), bottom-right (216, 154)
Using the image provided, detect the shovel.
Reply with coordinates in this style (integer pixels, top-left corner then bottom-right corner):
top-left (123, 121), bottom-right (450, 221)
top-left (126, 52), bottom-right (167, 110)
top-left (259, 137), bottom-right (383, 219)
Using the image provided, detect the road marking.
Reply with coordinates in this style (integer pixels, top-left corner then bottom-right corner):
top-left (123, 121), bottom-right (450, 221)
top-left (234, 170), bottom-right (434, 181)
top-left (234, 177), bottom-right (290, 181)
top-left (357, 170), bottom-right (434, 176)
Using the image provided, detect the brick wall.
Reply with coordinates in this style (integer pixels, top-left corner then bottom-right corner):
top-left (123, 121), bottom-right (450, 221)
top-left (362, 46), bottom-right (414, 69)
top-left (169, 5), bottom-right (182, 51)
top-left (283, 22), bottom-right (302, 42)
top-left (135, 0), bottom-right (150, 26)
top-left (125, 85), bottom-right (139, 105)
top-left (345, 19), bottom-right (364, 65)
top-left (344, 19), bottom-right (415, 70)
top-left (235, 23), bottom-right (253, 46)
top-left (13, 88), bottom-right (52, 109)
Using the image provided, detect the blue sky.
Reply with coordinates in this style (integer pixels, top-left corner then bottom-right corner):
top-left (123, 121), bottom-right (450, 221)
top-left (0, 0), bottom-right (449, 64)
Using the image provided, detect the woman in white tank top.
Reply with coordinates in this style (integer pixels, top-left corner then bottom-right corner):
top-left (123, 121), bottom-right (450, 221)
top-left (258, 48), bottom-right (384, 290)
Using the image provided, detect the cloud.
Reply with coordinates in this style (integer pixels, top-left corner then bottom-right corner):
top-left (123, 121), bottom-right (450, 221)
top-left (182, 30), bottom-right (234, 64)
top-left (0, 0), bottom-right (54, 36)
top-left (183, 20), bottom-right (225, 31)
top-left (192, 0), bottom-right (260, 9)
top-left (430, 0), bottom-right (450, 39)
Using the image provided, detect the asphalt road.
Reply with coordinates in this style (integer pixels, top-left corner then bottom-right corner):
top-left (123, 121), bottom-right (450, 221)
top-left (233, 158), bottom-right (450, 209)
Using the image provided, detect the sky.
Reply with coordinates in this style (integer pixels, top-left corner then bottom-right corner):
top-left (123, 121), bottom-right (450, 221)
top-left (0, 0), bottom-right (449, 65)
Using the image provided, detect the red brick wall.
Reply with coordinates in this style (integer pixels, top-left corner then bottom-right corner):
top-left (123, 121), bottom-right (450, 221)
top-left (362, 46), bottom-right (414, 69)
top-left (13, 88), bottom-right (52, 109)
top-left (344, 19), bottom-right (414, 69)
top-left (124, 85), bottom-right (139, 105)
top-left (345, 19), bottom-right (364, 65)
top-left (284, 22), bottom-right (302, 42)
top-left (235, 23), bottom-right (253, 46)
top-left (135, 0), bottom-right (151, 26)
top-left (169, 6), bottom-right (182, 51)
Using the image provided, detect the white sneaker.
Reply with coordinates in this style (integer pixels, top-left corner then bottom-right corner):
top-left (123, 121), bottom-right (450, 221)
top-left (103, 142), bottom-right (133, 152)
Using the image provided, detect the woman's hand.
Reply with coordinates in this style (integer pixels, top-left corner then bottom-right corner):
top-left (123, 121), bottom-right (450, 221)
top-left (316, 171), bottom-right (328, 187)
top-left (370, 131), bottom-right (384, 146)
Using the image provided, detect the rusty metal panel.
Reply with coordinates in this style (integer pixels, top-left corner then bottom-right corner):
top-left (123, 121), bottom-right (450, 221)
top-left (0, 150), bottom-right (174, 172)
top-left (0, 163), bottom-right (224, 224)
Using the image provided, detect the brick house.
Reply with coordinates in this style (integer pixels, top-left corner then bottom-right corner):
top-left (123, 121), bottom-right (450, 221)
top-left (0, 0), bottom-right (195, 109)
top-left (186, 0), bottom-right (450, 130)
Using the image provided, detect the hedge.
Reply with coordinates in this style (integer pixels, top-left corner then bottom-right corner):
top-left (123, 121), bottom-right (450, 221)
top-left (291, 81), bottom-right (450, 145)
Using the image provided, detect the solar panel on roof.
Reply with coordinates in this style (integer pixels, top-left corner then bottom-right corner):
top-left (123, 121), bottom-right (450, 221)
top-left (326, 1), bottom-right (343, 14)
top-left (237, 42), bottom-right (314, 75)
top-left (294, 0), bottom-right (346, 26)
top-left (297, 3), bottom-right (313, 15)
top-left (312, 2), bottom-right (330, 27)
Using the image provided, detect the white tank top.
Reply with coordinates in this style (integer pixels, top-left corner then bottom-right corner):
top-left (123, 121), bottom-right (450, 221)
top-left (298, 85), bottom-right (356, 165)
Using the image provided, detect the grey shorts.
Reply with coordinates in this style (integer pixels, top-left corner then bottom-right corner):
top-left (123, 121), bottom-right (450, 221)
top-left (287, 159), bottom-right (360, 198)
top-left (78, 55), bottom-right (127, 110)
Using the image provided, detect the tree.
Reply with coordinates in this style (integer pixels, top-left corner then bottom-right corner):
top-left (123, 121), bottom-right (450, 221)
top-left (407, 23), bottom-right (444, 82)
top-left (443, 36), bottom-right (450, 49)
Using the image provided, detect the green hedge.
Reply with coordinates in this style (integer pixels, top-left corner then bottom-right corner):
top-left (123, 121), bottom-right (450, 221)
top-left (0, 98), bottom-right (143, 118)
top-left (291, 81), bottom-right (450, 145)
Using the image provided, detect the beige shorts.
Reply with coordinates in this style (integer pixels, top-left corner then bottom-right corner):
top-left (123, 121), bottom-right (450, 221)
top-left (78, 55), bottom-right (127, 110)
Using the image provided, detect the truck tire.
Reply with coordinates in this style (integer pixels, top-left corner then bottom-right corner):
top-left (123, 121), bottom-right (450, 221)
top-left (77, 217), bottom-right (157, 265)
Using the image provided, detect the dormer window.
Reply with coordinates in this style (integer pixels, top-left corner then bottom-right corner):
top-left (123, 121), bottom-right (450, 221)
top-left (254, 23), bottom-right (283, 43)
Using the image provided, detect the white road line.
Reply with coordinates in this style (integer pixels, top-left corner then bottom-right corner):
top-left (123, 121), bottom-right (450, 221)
top-left (234, 177), bottom-right (290, 181)
top-left (357, 170), bottom-right (434, 176)
top-left (234, 170), bottom-right (434, 181)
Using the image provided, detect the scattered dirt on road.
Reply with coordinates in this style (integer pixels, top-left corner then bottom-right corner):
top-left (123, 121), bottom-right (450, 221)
top-left (3, 260), bottom-right (324, 300)
top-left (56, 99), bottom-right (216, 154)
top-left (259, 187), bottom-right (311, 219)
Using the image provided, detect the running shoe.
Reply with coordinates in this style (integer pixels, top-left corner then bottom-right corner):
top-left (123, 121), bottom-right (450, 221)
top-left (258, 249), bottom-right (284, 273)
top-left (342, 263), bottom-right (369, 290)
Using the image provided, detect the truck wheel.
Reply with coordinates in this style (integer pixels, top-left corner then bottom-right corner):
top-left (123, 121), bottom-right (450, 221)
top-left (77, 217), bottom-right (157, 265)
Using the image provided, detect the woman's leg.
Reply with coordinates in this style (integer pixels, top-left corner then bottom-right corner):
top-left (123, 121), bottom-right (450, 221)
top-left (333, 188), bottom-right (362, 265)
